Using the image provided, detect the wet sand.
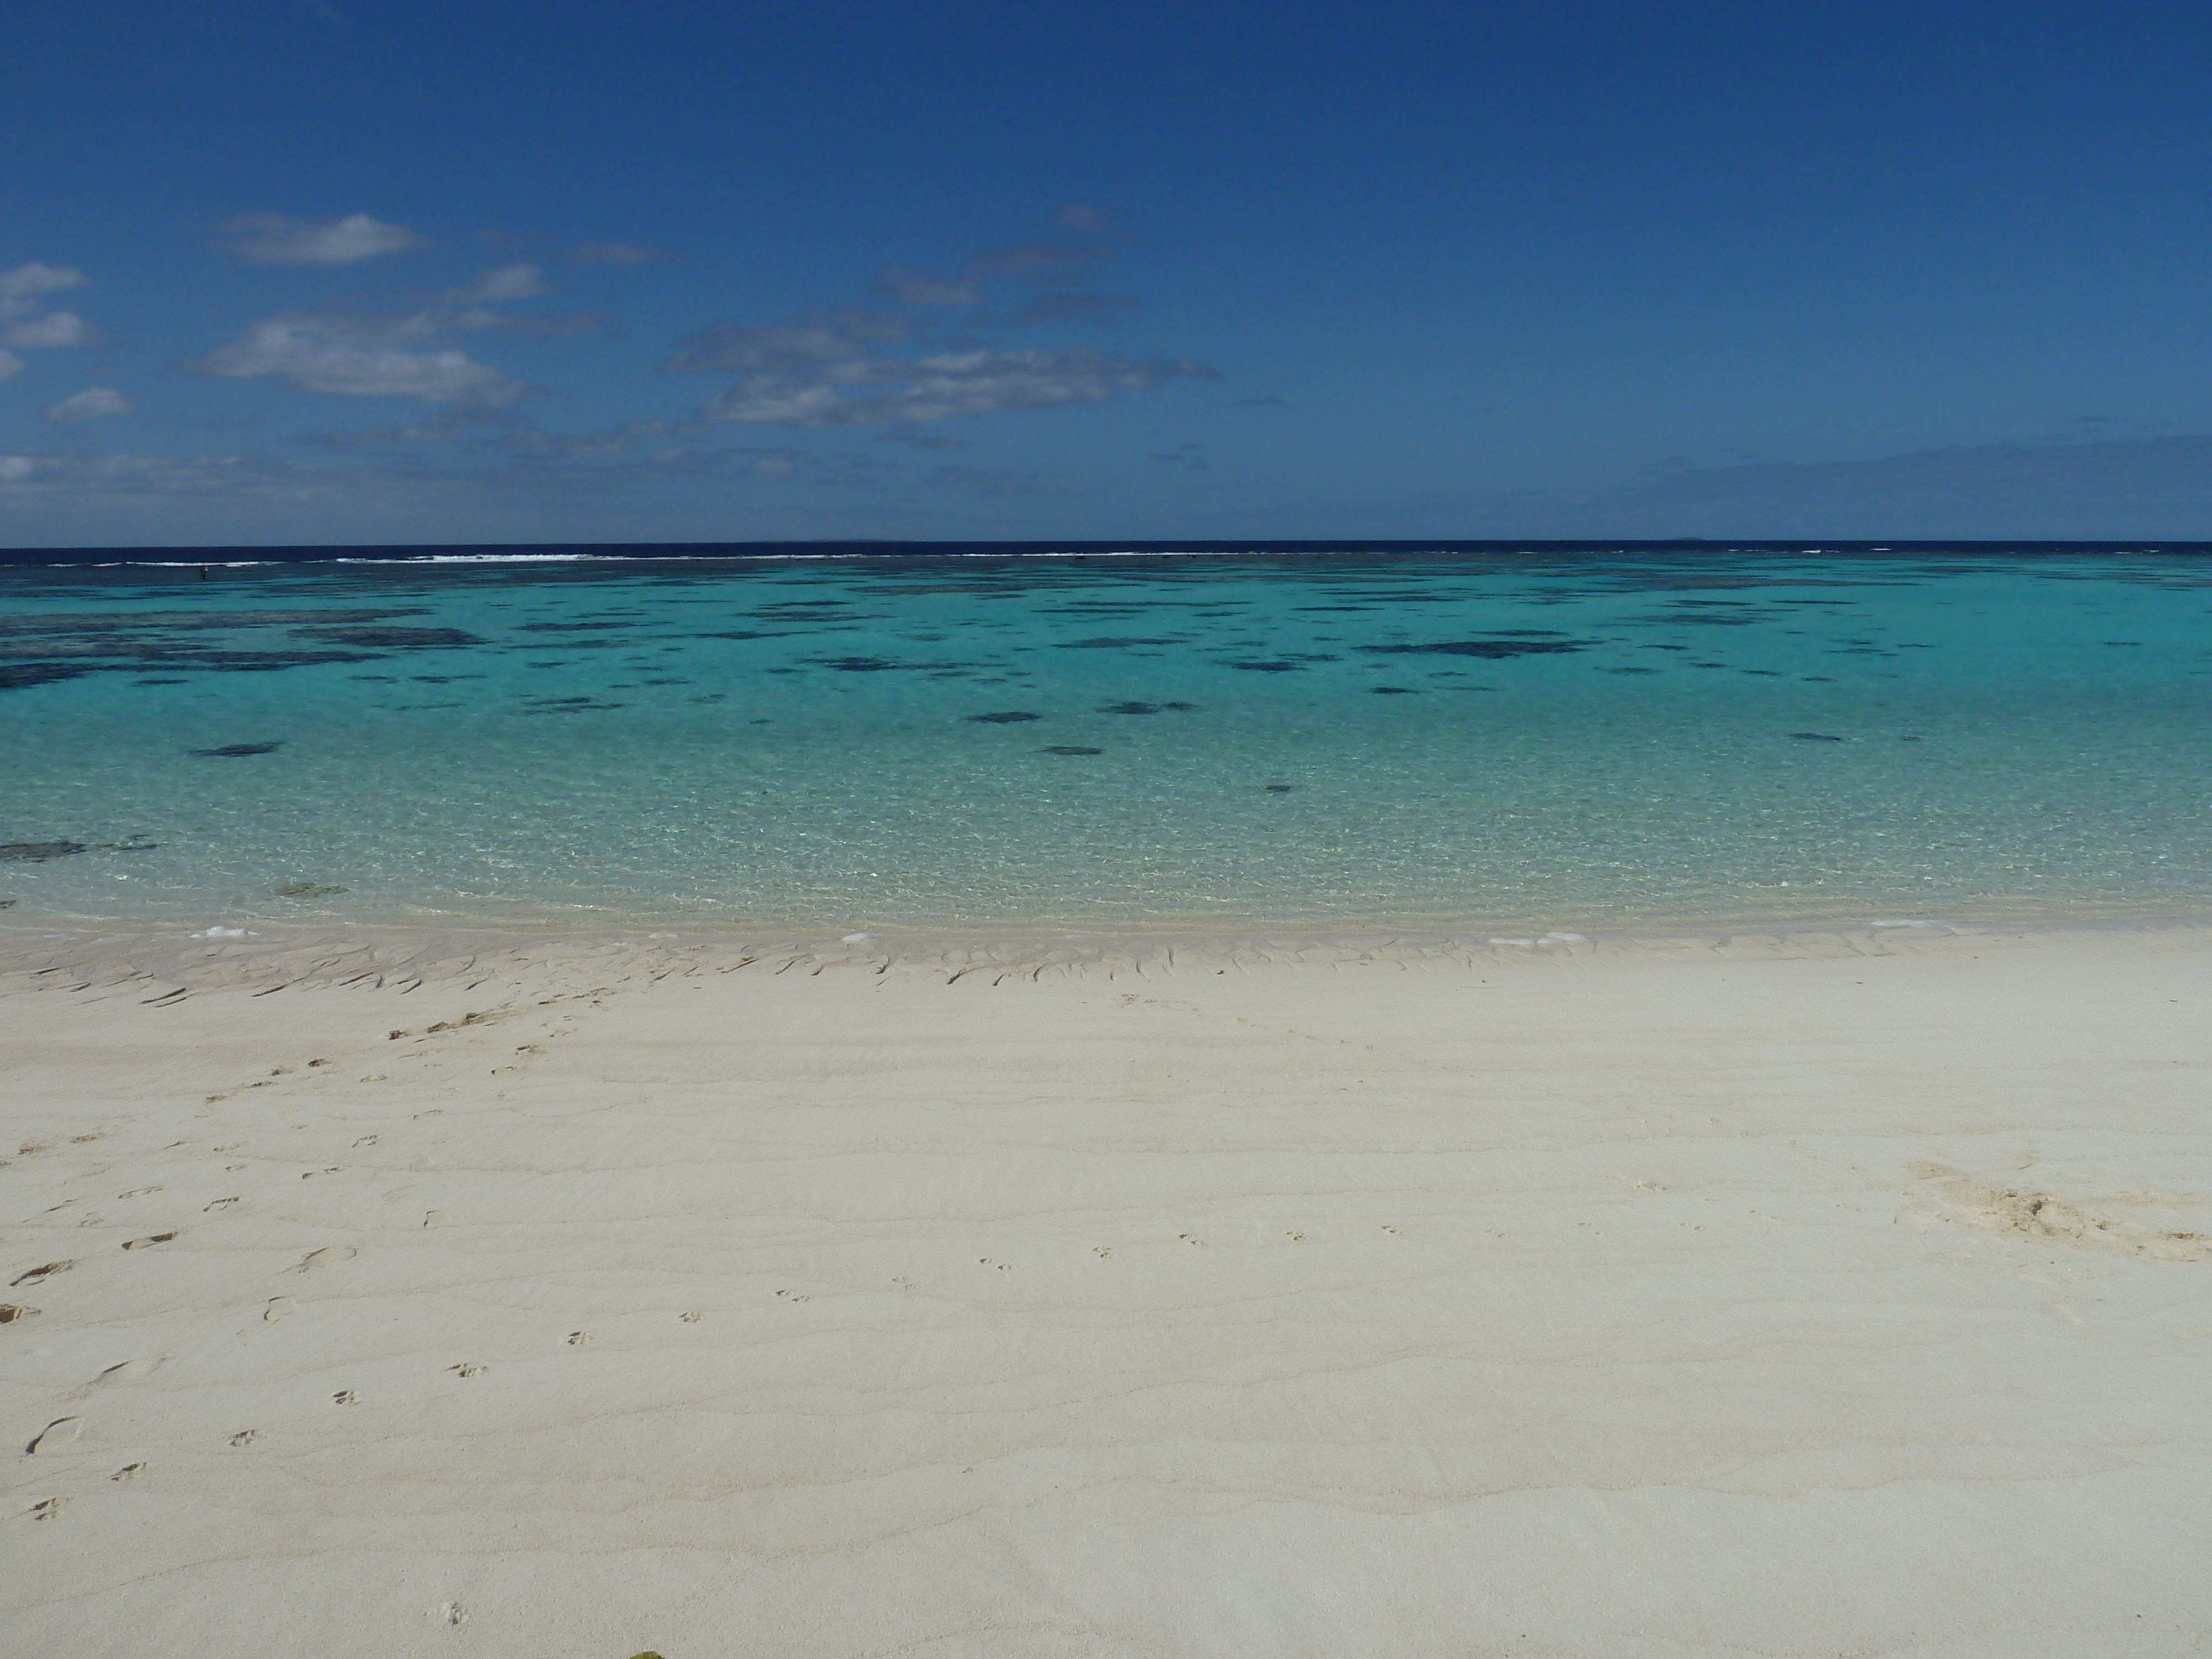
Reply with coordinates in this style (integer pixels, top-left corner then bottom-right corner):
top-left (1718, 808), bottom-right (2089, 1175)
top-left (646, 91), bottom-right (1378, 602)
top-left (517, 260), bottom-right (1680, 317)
top-left (4, 920), bottom-right (2211, 1657)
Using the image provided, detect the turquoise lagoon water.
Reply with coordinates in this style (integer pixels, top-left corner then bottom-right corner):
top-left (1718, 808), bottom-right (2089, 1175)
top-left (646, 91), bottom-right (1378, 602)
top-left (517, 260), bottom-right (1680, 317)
top-left (2, 546), bottom-right (2210, 933)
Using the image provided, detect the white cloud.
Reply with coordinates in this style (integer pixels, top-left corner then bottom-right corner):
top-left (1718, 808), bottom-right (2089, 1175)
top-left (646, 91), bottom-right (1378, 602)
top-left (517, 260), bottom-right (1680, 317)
top-left (875, 267), bottom-right (983, 306)
top-left (663, 312), bottom-right (909, 375)
top-left (448, 306), bottom-right (601, 336)
top-left (0, 451), bottom-right (323, 508)
top-left (194, 314), bottom-right (529, 403)
top-left (6, 311), bottom-right (88, 348)
top-left (0, 263), bottom-right (93, 352)
top-left (675, 310), bottom-right (1218, 427)
top-left (567, 241), bottom-right (671, 267)
top-left (446, 263), bottom-right (549, 302)
top-left (0, 263), bottom-right (87, 319)
top-left (1011, 291), bottom-right (1139, 324)
top-left (216, 212), bottom-right (425, 265)
top-left (872, 239), bottom-right (1112, 311)
top-left (0, 349), bottom-right (22, 381)
top-left (44, 387), bottom-right (133, 420)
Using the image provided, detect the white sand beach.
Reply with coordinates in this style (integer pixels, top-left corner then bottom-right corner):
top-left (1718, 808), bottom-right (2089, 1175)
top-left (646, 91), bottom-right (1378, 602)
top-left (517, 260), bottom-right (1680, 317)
top-left (4, 920), bottom-right (2211, 1657)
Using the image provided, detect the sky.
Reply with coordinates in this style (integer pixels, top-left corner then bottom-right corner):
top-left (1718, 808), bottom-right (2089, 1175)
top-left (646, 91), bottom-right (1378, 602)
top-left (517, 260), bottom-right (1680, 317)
top-left (4, 0), bottom-right (2211, 546)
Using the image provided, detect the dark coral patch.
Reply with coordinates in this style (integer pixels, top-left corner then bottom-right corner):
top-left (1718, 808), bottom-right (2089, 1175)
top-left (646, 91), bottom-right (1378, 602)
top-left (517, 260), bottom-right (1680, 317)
top-left (967, 711), bottom-right (1045, 723)
top-left (199, 651), bottom-right (372, 672)
top-left (1040, 745), bottom-right (1104, 755)
top-left (0, 841), bottom-right (86, 862)
top-left (1361, 639), bottom-right (1591, 659)
top-left (301, 626), bottom-right (486, 649)
top-left (0, 664), bottom-right (87, 690)
top-left (191, 742), bottom-right (284, 758)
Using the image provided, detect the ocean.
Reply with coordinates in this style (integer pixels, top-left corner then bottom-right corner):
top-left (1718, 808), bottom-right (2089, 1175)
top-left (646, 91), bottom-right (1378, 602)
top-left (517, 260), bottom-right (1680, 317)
top-left (3, 542), bottom-right (2209, 935)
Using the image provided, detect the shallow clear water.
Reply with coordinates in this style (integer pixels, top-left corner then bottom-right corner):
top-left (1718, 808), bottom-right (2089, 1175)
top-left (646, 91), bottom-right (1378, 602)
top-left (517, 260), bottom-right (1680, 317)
top-left (3, 547), bottom-right (2210, 931)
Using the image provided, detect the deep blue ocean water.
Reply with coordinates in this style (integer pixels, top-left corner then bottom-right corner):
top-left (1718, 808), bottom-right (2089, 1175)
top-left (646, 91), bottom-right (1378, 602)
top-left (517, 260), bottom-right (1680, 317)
top-left (3, 543), bottom-right (2209, 932)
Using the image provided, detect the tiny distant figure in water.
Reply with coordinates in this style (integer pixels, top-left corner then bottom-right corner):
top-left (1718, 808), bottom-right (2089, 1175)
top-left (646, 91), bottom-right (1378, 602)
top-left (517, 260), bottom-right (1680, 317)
top-left (199, 566), bottom-right (208, 580)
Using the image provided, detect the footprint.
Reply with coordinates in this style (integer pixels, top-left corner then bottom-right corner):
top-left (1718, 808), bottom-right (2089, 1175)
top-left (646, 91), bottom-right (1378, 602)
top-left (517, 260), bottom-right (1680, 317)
top-left (10, 1261), bottom-right (72, 1287)
top-left (228, 1430), bottom-right (257, 1447)
top-left (30, 1498), bottom-right (62, 1521)
top-left (301, 1168), bottom-right (341, 1180)
top-left (353, 1135), bottom-right (379, 1148)
top-left (422, 1211), bottom-right (448, 1228)
top-left (263, 1297), bottom-right (296, 1322)
top-left (1285, 1231), bottom-right (1306, 1241)
top-left (438, 1602), bottom-right (467, 1627)
top-left (1381, 1225), bottom-right (1401, 1235)
top-left (292, 1246), bottom-right (356, 1274)
top-left (205, 1197), bottom-right (239, 1212)
top-left (25, 1417), bottom-right (82, 1454)
top-left (448, 1363), bottom-right (483, 1378)
top-left (117, 1187), bottom-right (162, 1199)
top-left (566, 1330), bottom-right (591, 1345)
top-left (677, 1311), bottom-right (702, 1322)
top-left (333, 1390), bottom-right (357, 1406)
top-left (91, 1358), bottom-right (159, 1386)
top-left (111, 1463), bottom-right (144, 1481)
top-left (1178, 1234), bottom-right (1205, 1246)
top-left (1092, 1247), bottom-right (1113, 1259)
top-left (0, 1303), bottom-right (38, 1323)
top-left (122, 1232), bottom-right (178, 1250)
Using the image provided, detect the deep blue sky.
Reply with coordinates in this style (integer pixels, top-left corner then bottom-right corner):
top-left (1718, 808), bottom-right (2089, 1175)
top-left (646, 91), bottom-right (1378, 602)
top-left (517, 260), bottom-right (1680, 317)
top-left (5, 1), bottom-right (2210, 545)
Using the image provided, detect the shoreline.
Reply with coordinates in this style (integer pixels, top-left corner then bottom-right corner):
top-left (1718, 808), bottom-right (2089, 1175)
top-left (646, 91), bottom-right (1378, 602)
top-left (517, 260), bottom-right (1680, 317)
top-left (7, 901), bottom-right (2212, 1000)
